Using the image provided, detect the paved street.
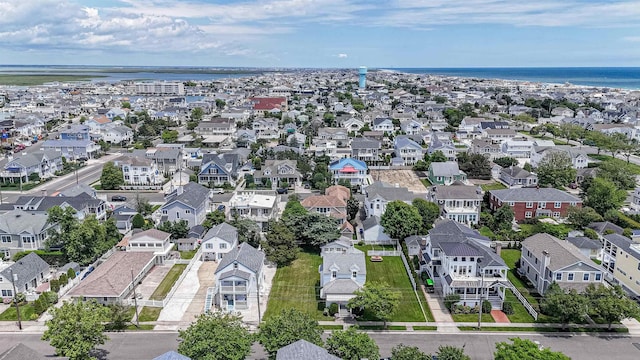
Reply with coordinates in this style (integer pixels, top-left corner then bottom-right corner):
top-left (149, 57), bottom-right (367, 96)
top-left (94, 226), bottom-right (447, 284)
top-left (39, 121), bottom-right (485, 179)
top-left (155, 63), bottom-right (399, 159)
top-left (1, 331), bottom-right (639, 359)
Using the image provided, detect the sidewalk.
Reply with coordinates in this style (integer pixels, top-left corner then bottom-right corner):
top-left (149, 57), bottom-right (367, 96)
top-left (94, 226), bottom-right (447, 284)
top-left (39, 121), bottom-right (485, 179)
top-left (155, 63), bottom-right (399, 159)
top-left (420, 285), bottom-right (460, 333)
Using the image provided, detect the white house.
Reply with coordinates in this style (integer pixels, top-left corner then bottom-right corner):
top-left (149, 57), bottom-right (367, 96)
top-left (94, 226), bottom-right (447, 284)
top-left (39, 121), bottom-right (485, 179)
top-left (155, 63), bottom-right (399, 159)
top-left (211, 243), bottom-right (265, 312)
top-left (124, 229), bottom-right (173, 264)
top-left (201, 223), bottom-right (238, 261)
top-left (319, 245), bottom-right (366, 316)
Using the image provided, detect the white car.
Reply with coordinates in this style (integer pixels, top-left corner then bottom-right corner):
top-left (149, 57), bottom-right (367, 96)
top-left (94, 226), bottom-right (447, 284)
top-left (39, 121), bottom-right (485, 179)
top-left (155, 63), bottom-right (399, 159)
top-left (212, 188), bottom-right (225, 194)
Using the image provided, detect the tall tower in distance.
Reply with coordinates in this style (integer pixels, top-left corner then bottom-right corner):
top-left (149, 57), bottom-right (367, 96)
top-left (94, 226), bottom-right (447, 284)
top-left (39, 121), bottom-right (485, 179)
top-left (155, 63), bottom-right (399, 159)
top-left (358, 66), bottom-right (367, 89)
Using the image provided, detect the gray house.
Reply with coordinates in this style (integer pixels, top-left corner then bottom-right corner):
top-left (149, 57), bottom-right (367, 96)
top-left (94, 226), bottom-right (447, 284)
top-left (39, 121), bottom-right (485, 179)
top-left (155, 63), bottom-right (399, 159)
top-left (1, 150), bottom-right (63, 183)
top-left (351, 137), bottom-right (382, 164)
top-left (212, 243), bottom-right (265, 312)
top-left (202, 222), bottom-right (238, 261)
top-left (0, 209), bottom-right (55, 257)
top-left (0, 252), bottom-right (50, 297)
top-left (160, 182), bottom-right (211, 228)
top-left (319, 246), bottom-right (366, 316)
top-left (499, 166), bottom-right (538, 188)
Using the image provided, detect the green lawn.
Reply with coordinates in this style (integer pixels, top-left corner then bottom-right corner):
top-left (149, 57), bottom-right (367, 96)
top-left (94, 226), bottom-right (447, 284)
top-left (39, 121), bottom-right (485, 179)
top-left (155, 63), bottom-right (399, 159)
top-left (126, 324), bottom-right (155, 331)
top-left (420, 178), bottom-right (432, 188)
top-left (180, 250), bottom-right (198, 260)
top-left (363, 256), bottom-right (428, 322)
top-left (588, 154), bottom-right (640, 175)
top-left (0, 303), bottom-right (36, 321)
top-left (478, 226), bottom-right (495, 239)
top-left (149, 264), bottom-right (187, 301)
top-left (500, 249), bottom-right (547, 320)
top-left (413, 325), bottom-right (438, 331)
top-left (358, 325), bottom-right (407, 330)
top-left (138, 306), bottom-right (161, 322)
top-left (480, 182), bottom-right (507, 192)
top-left (452, 313), bottom-right (495, 323)
top-left (504, 290), bottom-right (534, 323)
top-left (264, 252), bottom-right (331, 320)
top-left (0, 74), bottom-right (103, 85)
top-left (320, 325), bottom-right (344, 330)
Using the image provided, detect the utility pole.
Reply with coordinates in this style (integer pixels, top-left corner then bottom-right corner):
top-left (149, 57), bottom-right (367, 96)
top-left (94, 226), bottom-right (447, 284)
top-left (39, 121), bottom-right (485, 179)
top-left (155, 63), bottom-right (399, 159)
top-left (130, 269), bottom-right (140, 328)
top-left (256, 275), bottom-right (262, 323)
top-left (10, 270), bottom-right (22, 330)
top-left (477, 271), bottom-right (484, 330)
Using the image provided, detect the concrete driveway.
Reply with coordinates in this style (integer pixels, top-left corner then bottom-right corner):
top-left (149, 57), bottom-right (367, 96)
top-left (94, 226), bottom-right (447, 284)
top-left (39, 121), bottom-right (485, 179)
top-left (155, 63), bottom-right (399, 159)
top-left (181, 261), bottom-right (218, 323)
top-left (136, 265), bottom-right (172, 300)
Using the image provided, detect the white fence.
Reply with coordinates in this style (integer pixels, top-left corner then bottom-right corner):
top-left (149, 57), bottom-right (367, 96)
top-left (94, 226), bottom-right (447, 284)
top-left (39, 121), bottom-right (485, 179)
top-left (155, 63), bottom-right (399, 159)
top-left (504, 282), bottom-right (538, 320)
top-left (367, 250), bottom-right (401, 256)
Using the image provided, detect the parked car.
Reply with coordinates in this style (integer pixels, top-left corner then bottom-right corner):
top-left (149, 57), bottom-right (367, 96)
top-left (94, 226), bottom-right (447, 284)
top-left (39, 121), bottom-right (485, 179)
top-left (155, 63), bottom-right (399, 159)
top-left (81, 266), bottom-right (95, 280)
top-left (111, 195), bottom-right (127, 202)
top-left (217, 205), bottom-right (226, 212)
top-left (212, 188), bottom-right (225, 194)
top-left (276, 188), bottom-right (288, 194)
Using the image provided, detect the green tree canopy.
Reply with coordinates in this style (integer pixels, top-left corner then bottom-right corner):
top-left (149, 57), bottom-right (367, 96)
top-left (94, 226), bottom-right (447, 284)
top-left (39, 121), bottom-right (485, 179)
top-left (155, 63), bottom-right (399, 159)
top-left (493, 157), bottom-right (518, 168)
top-left (380, 201), bottom-right (422, 240)
top-left (584, 284), bottom-right (640, 330)
top-left (230, 218), bottom-right (261, 248)
top-left (597, 161), bottom-right (636, 190)
top-left (429, 150), bottom-right (447, 163)
top-left (492, 205), bottom-right (515, 232)
top-left (161, 129), bottom-right (179, 143)
top-left (457, 153), bottom-right (492, 179)
top-left (348, 282), bottom-right (399, 328)
top-left (191, 107), bottom-right (204, 121)
top-left (412, 198), bottom-right (440, 233)
top-left (131, 213), bottom-right (145, 229)
top-left (325, 326), bottom-right (379, 360)
top-left (347, 197), bottom-right (360, 221)
top-left (566, 206), bottom-right (602, 228)
top-left (157, 220), bottom-right (189, 239)
top-left (436, 345), bottom-right (471, 360)
top-left (495, 338), bottom-right (570, 360)
top-left (391, 344), bottom-right (431, 360)
top-left (584, 177), bottom-right (627, 216)
top-left (202, 211), bottom-right (226, 230)
top-left (100, 161), bottom-right (123, 190)
top-left (42, 300), bottom-right (110, 360)
top-left (262, 221), bottom-right (299, 266)
top-left (536, 151), bottom-right (576, 188)
top-left (541, 283), bottom-right (588, 329)
top-left (258, 308), bottom-right (323, 359)
top-left (177, 312), bottom-right (253, 360)
top-left (281, 197), bottom-right (308, 221)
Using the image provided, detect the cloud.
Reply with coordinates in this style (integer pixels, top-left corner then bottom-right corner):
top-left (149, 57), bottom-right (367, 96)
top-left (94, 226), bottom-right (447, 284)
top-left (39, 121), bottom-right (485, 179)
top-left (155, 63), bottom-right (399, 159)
top-left (337, 53), bottom-right (348, 58)
top-left (623, 36), bottom-right (640, 42)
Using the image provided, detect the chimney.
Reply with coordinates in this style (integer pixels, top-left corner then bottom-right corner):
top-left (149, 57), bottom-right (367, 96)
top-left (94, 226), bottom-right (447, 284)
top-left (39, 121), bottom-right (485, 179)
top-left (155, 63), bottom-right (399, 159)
top-left (41, 189), bottom-right (47, 196)
top-left (495, 242), bottom-right (502, 256)
top-left (540, 250), bottom-right (551, 292)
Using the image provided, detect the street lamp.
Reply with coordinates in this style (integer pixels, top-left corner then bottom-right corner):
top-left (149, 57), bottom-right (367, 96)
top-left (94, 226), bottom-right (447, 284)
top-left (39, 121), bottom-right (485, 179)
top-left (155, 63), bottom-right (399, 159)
top-left (10, 270), bottom-right (22, 330)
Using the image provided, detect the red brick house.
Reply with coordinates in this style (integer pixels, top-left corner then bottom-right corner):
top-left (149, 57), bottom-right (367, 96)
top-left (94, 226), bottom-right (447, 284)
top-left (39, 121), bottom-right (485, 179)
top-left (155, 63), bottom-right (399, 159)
top-left (488, 188), bottom-right (582, 221)
top-left (249, 97), bottom-right (287, 111)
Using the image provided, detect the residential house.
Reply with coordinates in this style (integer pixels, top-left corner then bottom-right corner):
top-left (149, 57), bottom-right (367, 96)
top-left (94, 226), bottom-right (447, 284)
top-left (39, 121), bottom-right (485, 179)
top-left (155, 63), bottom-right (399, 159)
top-left (198, 153), bottom-right (239, 187)
top-left (364, 181), bottom-right (419, 218)
top-left (0, 253), bottom-right (50, 298)
top-left (361, 216), bottom-right (392, 243)
top-left (319, 245), bottom-right (366, 315)
top-left (0, 210), bottom-right (56, 258)
top-left (405, 235), bottom-right (427, 256)
top-left (160, 182), bottom-right (211, 228)
top-left (317, 128), bottom-right (349, 145)
top-left (253, 160), bottom-right (302, 189)
top-left (235, 129), bottom-right (257, 147)
top-left (60, 124), bottom-right (91, 141)
top-left (329, 158), bottom-right (368, 191)
top-left (229, 192), bottom-right (278, 231)
top-left (116, 156), bottom-right (162, 187)
top-left (470, 138), bottom-right (502, 160)
top-left (484, 128), bottom-right (517, 143)
top-left (427, 161), bottom-right (467, 185)
top-left (105, 107), bottom-right (127, 121)
top-left (250, 97), bottom-right (287, 112)
top-left (401, 119), bottom-right (425, 135)
top-left (394, 136), bottom-right (424, 166)
top-left (301, 187), bottom-right (349, 224)
top-left (520, 233), bottom-right (604, 295)
top-left (9, 193), bottom-right (107, 220)
top-left (341, 117), bottom-right (365, 132)
top-left (320, 239), bottom-right (352, 254)
top-left (1, 150), bottom-right (63, 183)
top-left (201, 223), bottom-right (238, 261)
top-left (253, 119), bottom-right (280, 140)
top-left (194, 118), bottom-right (237, 137)
top-left (123, 229), bottom-right (173, 264)
top-left (499, 166), bottom-right (538, 188)
top-left (135, 147), bottom-right (182, 175)
top-left (111, 205), bottom-right (137, 234)
top-left (276, 339), bottom-right (341, 360)
top-left (501, 138), bottom-right (534, 159)
top-left (566, 236), bottom-right (601, 259)
top-left (429, 184), bottom-right (482, 226)
top-left (602, 233), bottom-right (640, 297)
top-left (428, 134), bottom-right (458, 161)
top-left (350, 137), bottom-right (381, 164)
top-left (41, 139), bottom-right (100, 160)
top-left (488, 188), bottom-right (582, 221)
top-left (420, 220), bottom-right (509, 308)
top-left (530, 147), bottom-right (589, 169)
top-left (102, 125), bottom-right (134, 144)
top-left (372, 118), bottom-right (394, 134)
top-left (212, 242), bottom-right (265, 311)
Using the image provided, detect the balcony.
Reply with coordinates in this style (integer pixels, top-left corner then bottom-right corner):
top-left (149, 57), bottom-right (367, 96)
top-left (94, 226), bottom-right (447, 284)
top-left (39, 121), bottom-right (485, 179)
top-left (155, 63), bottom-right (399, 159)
top-left (220, 286), bottom-right (247, 293)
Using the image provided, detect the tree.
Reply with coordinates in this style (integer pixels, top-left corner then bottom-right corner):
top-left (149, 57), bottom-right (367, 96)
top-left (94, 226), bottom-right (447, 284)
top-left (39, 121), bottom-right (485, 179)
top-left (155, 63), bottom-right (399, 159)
top-left (300, 214), bottom-right (340, 247)
top-left (42, 300), bottom-right (110, 360)
top-left (262, 221), bottom-right (298, 266)
top-left (281, 197), bottom-right (307, 221)
top-left (178, 312), bottom-right (253, 360)
top-left (191, 107), bottom-right (204, 121)
top-left (391, 344), bottom-right (430, 360)
top-left (100, 161), bottom-right (124, 190)
top-left (584, 284), bottom-right (640, 330)
top-left (230, 218), bottom-right (261, 248)
top-left (540, 283), bottom-right (588, 330)
top-left (412, 198), bottom-right (440, 233)
top-left (258, 308), bottom-right (323, 359)
top-left (135, 195), bottom-right (154, 216)
top-left (458, 153), bottom-right (492, 179)
top-left (493, 156), bottom-right (518, 168)
top-left (566, 206), bottom-right (602, 228)
top-left (348, 282), bottom-right (399, 328)
top-left (380, 201), bottom-right (422, 240)
top-left (215, 99), bottom-right (226, 110)
top-left (536, 152), bottom-right (576, 188)
top-left (106, 303), bottom-right (132, 331)
top-left (347, 197), bottom-right (360, 221)
top-left (430, 150), bottom-right (447, 163)
top-left (157, 220), bottom-right (189, 239)
top-left (597, 161), bottom-right (636, 190)
top-left (495, 338), bottom-right (570, 360)
top-left (584, 177), bottom-right (627, 216)
top-left (493, 205), bottom-right (514, 232)
top-left (202, 211), bottom-right (226, 230)
top-left (436, 345), bottom-right (471, 360)
top-left (132, 214), bottom-right (145, 229)
top-left (161, 130), bottom-right (179, 143)
top-left (325, 326), bottom-right (379, 360)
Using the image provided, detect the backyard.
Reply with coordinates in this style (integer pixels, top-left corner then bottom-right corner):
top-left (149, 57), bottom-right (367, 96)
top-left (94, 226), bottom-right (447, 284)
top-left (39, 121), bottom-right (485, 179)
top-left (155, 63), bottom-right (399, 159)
top-left (149, 264), bottom-right (187, 301)
top-left (264, 251), bottom-right (331, 320)
top-left (500, 249), bottom-right (550, 322)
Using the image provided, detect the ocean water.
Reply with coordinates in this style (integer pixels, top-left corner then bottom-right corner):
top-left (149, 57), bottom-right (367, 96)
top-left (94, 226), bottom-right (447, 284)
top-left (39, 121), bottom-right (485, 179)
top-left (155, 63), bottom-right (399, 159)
top-left (389, 67), bottom-right (640, 90)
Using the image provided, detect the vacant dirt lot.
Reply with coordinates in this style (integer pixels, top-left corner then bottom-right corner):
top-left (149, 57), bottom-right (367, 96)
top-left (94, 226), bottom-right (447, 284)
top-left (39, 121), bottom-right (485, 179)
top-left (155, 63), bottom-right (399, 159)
top-left (369, 170), bottom-right (428, 193)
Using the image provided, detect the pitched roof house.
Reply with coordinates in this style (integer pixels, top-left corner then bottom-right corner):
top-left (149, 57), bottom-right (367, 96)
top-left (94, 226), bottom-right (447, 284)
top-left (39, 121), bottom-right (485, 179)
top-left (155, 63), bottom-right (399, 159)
top-left (202, 223), bottom-right (238, 261)
top-left (211, 243), bottom-right (265, 312)
top-left (319, 246), bottom-right (366, 316)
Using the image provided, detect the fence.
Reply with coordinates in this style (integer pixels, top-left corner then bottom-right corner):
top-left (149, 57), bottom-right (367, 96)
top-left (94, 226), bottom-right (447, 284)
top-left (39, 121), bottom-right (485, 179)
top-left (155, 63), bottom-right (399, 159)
top-left (399, 250), bottom-right (417, 291)
top-left (504, 282), bottom-right (538, 320)
top-left (367, 250), bottom-right (401, 256)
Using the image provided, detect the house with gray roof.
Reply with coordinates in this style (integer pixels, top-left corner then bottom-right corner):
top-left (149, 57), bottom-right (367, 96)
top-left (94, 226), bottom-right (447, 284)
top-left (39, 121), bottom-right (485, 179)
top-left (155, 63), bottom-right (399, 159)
top-left (41, 139), bottom-right (100, 160)
top-left (0, 343), bottom-right (50, 360)
top-left (153, 351), bottom-right (191, 360)
top-left (429, 183), bottom-right (482, 226)
top-left (160, 182), bottom-right (211, 228)
top-left (350, 137), bottom-right (381, 164)
top-left (0, 209), bottom-right (56, 258)
top-left (394, 136), bottom-right (424, 166)
top-left (566, 236), bottom-right (601, 259)
top-left (276, 339), bottom-right (341, 360)
top-left (253, 160), bottom-right (301, 189)
top-left (520, 233), bottom-right (604, 295)
top-left (499, 166), bottom-right (538, 188)
top-left (420, 220), bottom-right (509, 309)
top-left (319, 246), bottom-right (366, 316)
top-left (427, 161), bottom-right (467, 185)
top-left (8, 193), bottom-right (107, 221)
top-left (363, 181), bottom-right (421, 218)
top-left (201, 223), bottom-right (238, 261)
top-left (0, 252), bottom-right (50, 298)
top-left (198, 153), bottom-right (239, 187)
top-left (1, 150), bottom-right (63, 183)
top-left (212, 242), bottom-right (265, 312)
top-left (488, 188), bottom-right (582, 221)
top-left (361, 215), bottom-right (392, 244)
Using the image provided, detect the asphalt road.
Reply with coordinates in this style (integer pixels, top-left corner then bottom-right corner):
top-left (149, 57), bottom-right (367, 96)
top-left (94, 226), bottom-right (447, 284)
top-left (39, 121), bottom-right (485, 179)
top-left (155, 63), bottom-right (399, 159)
top-left (1, 332), bottom-right (639, 360)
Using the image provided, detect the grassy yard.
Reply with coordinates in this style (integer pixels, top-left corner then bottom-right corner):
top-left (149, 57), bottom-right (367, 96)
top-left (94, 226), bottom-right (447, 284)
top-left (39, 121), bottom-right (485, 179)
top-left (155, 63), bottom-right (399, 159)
top-left (320, 325), bottom-right (344, 330)
top-left (452, 313), bottom-right (495, 323)
top-left (180, 250), bottom-right (198, 260)
top-left (478, 226), bottom-right (495, 239)
top-left (358, 325), bottom-right (407, 330)
top-left (264, 252), bottom-right (331, 320)
top-left (504, 289), bottom-right (534, 323)
top-left (480, 182), bottom-right (507, 192)
top-left (588, 154), bottom-right (640, 175)
top-left (138, 306), bottom-right (161, 322)
top-left (149, 264), bottom-right (187, 301)
top-left (500, 249), bottom-right (548, 321)
top-left (413, 325), bottom-right (438, 331)
top-left (0, 303), bottom-right (36, 321)
top-left (362, 256), bottom-right (428, 322)
top-left (420, 178), bottom-right (432, 188)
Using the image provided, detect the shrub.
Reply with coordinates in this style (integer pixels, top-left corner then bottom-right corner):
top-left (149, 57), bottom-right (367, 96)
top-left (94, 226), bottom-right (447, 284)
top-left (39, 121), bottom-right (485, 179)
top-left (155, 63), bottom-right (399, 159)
top-left (502, 302), bottom-right (514, 315)
top-left (50, 279), bottom-right (60, 293)
top-left (67, 268), bottom-right (77, 279)
top-left (28, 313), bottom-right (39, 321)
top-left (13, 293), bottom-right (26, 305)
top-left (482, 300), bottom-right (492, 314)
top-left (444, 294), bottom-right (461, 312)
top-left (33, 298), bottom-right (46, 315)
top-left (43, 291), bottom-right (58, 305)
top-left (329, 303), bottom-right (339, 316)
top-left (59, 273), bottom-right (68, 286)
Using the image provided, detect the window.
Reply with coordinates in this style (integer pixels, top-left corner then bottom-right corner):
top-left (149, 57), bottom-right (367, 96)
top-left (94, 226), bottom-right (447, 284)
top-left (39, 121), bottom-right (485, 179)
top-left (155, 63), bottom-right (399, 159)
top-left (583, 273), bottom-right (589, 281)
top-left (595, 273), bottom-right (602, 281)
top-left (331, 271), bottom-right (337, 279)
top-left (185, 210), bottom-right (191, 214)
top-left (21, 235), bottom-right (34, 243)
top-left (508, 201), bottom-right (515, 206)
top-left (220, 243), bottom-right (227, 249)
top-left (554, 201), bottom-right (561, 208)
top-left (525, 211), bottom-right (532, 218)
top-left (352, 271), bottom-right (357, 278)
top-left (552, 212), bottom-right (561, 218)
top-left (525, 201), bottom-right (533, 208)
top-left (1, 235), bottom-right (11, 243)
top-left (538, 202), bottom-right (546, 208)
top-left (556, 273), bottom-right (562, 281)
top-left (1, 289), bottom-right (13, 297)
top-left (461, 257), bottom-right (466, 262)
top-left (470, 257), bottom-right (474, 262)
top-left (162, 210), bottom-right (167, 215)
top-left (453, 257), bottom-right (458, 261)
top-left (568, 273), bottom-right (574, 281)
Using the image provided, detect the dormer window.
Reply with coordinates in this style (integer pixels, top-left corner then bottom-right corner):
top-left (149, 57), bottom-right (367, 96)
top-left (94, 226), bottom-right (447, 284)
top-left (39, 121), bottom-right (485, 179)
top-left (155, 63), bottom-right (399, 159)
top-left (332, 271), bottom-right (337, 279)
top-left (352, 271), bottom-right (357, 278)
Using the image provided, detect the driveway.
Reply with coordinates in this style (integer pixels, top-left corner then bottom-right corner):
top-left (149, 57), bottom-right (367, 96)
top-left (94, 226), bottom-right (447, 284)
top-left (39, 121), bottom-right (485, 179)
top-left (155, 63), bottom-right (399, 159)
top-left (156, 261), bottom-right (204, 326)
top-left (136, 265), bottom-right (172, 300)
top-left (181, 261), bottom-right (218, 323)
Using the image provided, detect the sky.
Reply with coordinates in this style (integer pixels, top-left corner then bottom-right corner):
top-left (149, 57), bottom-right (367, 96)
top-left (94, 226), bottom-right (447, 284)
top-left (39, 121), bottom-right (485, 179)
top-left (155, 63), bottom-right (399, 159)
top-left (1, 0), bottom-right (640, 68)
